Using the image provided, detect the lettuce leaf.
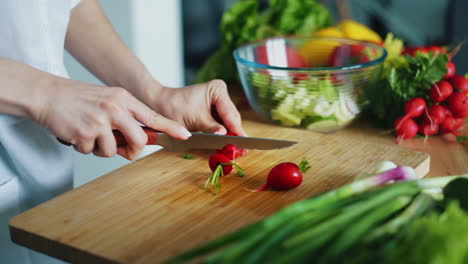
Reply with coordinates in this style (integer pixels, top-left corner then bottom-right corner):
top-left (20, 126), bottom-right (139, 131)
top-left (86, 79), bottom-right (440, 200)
top-left (263, 0), bottom-right (332, 36)
top-left (194, 0), bottom-right (332, 83)
top-left (383, 201), bottom-right (468, 264)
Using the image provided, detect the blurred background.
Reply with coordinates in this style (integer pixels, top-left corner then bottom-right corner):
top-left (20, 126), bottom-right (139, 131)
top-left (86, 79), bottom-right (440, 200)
top-left (68, 0), bottom-right (467, 187)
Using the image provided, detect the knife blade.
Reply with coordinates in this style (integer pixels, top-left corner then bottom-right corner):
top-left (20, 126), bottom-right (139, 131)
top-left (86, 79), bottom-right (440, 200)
top-left (115, 127), bottom-right (297, 152)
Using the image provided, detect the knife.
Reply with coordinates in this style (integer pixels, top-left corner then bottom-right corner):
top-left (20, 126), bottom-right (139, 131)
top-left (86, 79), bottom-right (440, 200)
top-left (58, 127), bottom-right (297, 152)
top-left (114, 127), bottom-right (297, 152)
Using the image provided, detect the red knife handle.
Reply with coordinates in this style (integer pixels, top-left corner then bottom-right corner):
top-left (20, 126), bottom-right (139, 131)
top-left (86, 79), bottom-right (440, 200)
top-left (57, 127), bottom-right (159, 147)
top-left (114, 127), bottom-right (159, 146)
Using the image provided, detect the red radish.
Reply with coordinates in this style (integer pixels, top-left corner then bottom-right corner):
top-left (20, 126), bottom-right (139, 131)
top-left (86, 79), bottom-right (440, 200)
top-left (418, 121), bottom-right (438, 136)
top-left (404, 97), bottom-right (426, 118)
top-left (440, 117), bottom-right (459, 135)
top-left (394, 97), bottom-right (426, 132)
top-left (450, 75), bottom-right (468, 93)
top-left (426, 45), bottom-right (444, 55)
top-left (255, 160), bottom-right (310, 191)
top-left (444, 61), bottom-right (456, 79)
top-left (209, 153), bottom-right (233, 175)
top-left (454, 118), bottom-right (465, 130)
top-left (402, 46), bottom-right (428, 56)
top-left (429, 80), bottom-right (453, 102)
top-left (216, 144), bottom-right (241, 160)
top-left (447, 92), bottom-right (468, 118)
top-left (224, 133), bottom-right (248, 157)
top-left (444, 107), bottom-right (453, 118)
top-left (423, 105), bottom-right (447, 124)
top-left (205, 153), bottom-right (245, 194)
top-left (394, 117), bottom-right (418, 141)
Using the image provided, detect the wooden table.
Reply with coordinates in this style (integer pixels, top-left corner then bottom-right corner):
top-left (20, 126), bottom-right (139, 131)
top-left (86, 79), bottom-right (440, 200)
top-left (8, 90), bottom-right (468, 264)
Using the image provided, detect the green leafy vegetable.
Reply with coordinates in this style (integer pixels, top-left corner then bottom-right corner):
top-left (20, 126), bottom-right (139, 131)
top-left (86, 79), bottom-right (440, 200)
top-left (262, 0), bottom-right (333, 36)
top-left (180, 154), bottom-right (194, 160)
top-left (384, 202), bottom-right (468, 264)
top-left (195, 0), bottom-right (332, 83)
top-left (366, 34), bottom-right (448, 127)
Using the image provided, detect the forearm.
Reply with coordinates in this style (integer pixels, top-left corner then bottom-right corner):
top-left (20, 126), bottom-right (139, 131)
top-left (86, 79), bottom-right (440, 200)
top-left (0, 57), bottom-right (54, 120)
top-left (65, 0), bottom-right (161, 104)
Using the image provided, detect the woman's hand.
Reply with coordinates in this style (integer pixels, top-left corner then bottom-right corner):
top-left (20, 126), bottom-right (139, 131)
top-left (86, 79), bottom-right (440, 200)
top-left (35, 78), bottom-right (191, 160)
top-left (148, 80), bottom-right (247, 137)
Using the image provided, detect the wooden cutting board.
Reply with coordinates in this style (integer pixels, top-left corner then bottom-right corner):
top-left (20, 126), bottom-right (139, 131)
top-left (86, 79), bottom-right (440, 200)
top-left (9, 120), bottom-right (430, 264)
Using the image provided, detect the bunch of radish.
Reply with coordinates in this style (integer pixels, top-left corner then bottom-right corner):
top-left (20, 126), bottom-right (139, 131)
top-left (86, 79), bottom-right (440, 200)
top-left (394, 55), bottom-right (468, 142)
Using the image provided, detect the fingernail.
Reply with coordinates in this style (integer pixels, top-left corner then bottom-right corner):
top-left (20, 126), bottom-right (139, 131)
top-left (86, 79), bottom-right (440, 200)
top-left (213, 129), bottom-right (224, 135)
top-left (181, 128), bottom-right (192, 139)
top-left (213, 126), bottom-right (228, 135)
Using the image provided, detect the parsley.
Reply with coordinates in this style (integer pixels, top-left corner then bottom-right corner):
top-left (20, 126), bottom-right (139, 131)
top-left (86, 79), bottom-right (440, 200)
top-left (366, 34), bottom-right (448, 128)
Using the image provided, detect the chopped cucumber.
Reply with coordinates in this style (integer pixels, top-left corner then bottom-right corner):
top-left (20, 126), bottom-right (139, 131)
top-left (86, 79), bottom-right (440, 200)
top-left (306, 118), bottom-right (338, 131)
top-left (248, 72), bottom-right (359, 131)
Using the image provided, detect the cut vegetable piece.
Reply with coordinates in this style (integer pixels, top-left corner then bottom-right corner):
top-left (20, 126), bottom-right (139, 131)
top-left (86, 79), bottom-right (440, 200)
top-left (306, 118), bottom-right (338, 131)
top-left (271, 108), bottom-right (302, 126)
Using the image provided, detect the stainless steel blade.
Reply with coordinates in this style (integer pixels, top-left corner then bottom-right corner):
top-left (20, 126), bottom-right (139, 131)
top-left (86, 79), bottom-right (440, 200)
top-left (156, 132), bottom-right (297, 152)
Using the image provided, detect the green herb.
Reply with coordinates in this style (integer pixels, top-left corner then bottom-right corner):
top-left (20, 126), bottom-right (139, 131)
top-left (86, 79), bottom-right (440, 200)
top-left (298, 159), bottom-right (311, 173)
top-left (365, 34), bottom-right (449, 128)
top-left (180, 154), bottom-right (194, 160)
top-left (456, 136), bottom-right (468, 142)
top-left (195, 0), bottom-right (332, 83)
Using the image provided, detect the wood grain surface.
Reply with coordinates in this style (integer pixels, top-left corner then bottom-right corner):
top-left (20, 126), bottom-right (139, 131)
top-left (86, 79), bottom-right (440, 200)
top-left (9, 120), bottom-right (430, 264)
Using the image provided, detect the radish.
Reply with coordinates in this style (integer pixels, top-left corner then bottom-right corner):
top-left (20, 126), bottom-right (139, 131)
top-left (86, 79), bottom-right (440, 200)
top-left (454, 117), bottom-right (464, 130)
top-left (444, 107), bottom-right (453, 118)
top-left (394, 117), bottom-right (418, 142)
top-left (447, 92), bottom-right (468, 118)
top-left (401, 46), bottom-right (428, 56)
top-left (444, 61), bottom-right (456, 79)
top-left (205, 153), bottom-right (245, 194)
top-left (450, 75), bottom-right (468, 93)
top-left (440, 117), bottom-right (459, 135)
top-left (429, 80), bottom-right (453, 102)
top-left (209, 153), bottom-right (234, 175)
top-left (426, 45), bottom-right (444, 55)
top-left (216, 144), bottom-right (241, 160)
top-left (395, 98), bottom-right (426, 131)
top-left (423, 104), bottom-right (447, 124)
top-left (404, 97), bottom-right (426, 118)
top-left (255, 160), bottom-right (310, 191)
top-left (418, 121), bottom-right (438, 136)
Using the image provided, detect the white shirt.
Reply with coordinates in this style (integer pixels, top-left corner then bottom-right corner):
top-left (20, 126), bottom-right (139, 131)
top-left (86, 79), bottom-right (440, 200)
top-left (0, 0), bottom-right (80, 263)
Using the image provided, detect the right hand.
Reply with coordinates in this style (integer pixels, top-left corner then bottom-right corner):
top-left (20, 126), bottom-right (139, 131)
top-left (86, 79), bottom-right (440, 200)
top-left (34, 78), bottom-right (191, 160)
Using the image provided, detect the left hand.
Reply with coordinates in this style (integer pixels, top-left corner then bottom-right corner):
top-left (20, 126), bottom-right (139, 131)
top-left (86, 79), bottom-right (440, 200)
top-left (148, 79), bottom-right (247, 136)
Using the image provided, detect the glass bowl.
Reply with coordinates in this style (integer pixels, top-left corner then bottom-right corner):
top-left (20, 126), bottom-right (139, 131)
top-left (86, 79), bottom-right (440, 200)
top-left (233, 36), bottom-right (387, 133)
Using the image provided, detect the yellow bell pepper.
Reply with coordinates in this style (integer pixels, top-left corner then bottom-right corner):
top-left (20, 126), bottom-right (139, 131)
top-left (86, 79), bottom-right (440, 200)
top-left (313, 27), bottom-right (345, 38)
top-left (299, 39), bottom-right (340, 67)
top-left (337, 20), bottom-right (382, 43)
top-left (299, 20), bottom-right (382, 67)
